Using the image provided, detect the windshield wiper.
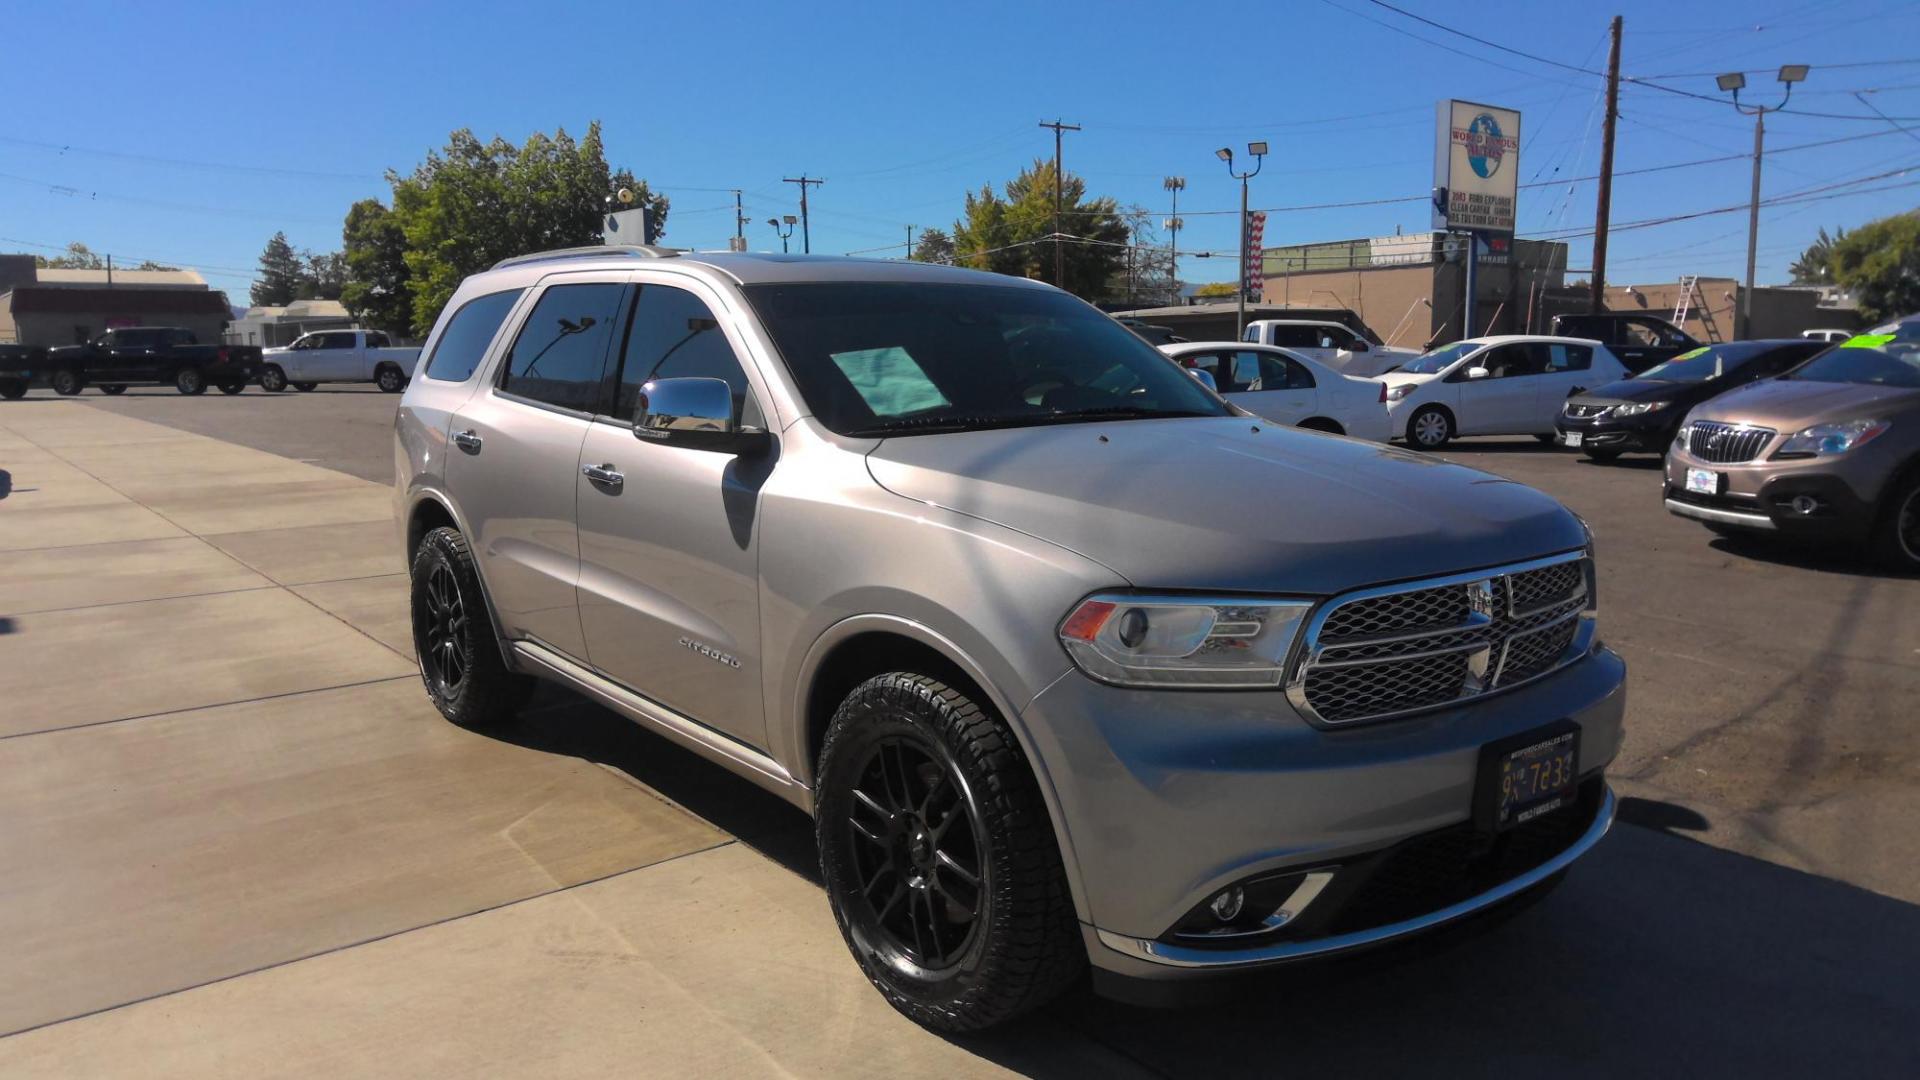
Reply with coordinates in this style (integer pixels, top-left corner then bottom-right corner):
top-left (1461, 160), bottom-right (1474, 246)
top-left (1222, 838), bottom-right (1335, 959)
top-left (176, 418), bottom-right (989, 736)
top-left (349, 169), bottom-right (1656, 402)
top-left (841, 414), bottom-right (1054, 437)
top-left (1033, 405), bottom-right (1216, 423)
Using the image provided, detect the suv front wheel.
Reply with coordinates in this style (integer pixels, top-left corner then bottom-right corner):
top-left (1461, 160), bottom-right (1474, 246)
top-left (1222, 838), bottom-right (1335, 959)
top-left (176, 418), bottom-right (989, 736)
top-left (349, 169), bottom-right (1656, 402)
top-left (1874, 472), bottom-right (1920, 574)
top-left (410, 526), bottom-right (533, 728)
top-left (815, 672), bottom-right (1083, 1033)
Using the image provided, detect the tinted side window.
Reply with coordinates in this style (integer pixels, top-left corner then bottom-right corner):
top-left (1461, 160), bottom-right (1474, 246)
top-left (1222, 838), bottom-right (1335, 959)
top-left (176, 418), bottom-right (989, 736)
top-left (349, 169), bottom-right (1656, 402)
top-left (1479, 344), bottom-right (1544, 379)
top-left (499, 283), bottom-right (625, 412)
top-left (1539, 343), bottom-right (1591, 372)
top-left (319, 332), bottom-right (355, 349)
top-left (1271, 325), bottom-right (1320, 349)
top-left (614, 284), bottom-right (755, 423)
top-left (365, 331), bottom-right (390, 348)
top-left (423, 289), bottom-right (523, 383)
top-left (1280, 355), bottom-right (1316, 389)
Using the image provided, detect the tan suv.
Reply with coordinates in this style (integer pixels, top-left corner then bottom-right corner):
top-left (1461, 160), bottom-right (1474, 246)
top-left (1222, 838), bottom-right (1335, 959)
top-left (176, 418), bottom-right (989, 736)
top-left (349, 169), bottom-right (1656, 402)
top-left (1664, 315), bottom-right (1920, 572)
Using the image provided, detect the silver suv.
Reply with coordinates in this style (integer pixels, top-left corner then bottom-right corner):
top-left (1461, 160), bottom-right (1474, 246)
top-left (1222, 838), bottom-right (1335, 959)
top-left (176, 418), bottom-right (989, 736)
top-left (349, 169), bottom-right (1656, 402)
top-left (394, 246), bottom-right (1626, 1031)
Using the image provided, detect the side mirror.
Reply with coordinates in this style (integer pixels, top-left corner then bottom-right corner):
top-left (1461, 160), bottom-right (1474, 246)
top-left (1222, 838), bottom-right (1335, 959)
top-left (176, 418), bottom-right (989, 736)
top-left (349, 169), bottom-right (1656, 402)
top-left (634, 376), bottom-right (768, 455)
top-left (1466, 366), bottom-right (1490, 380)
top-left (1189, 368), bottom-right (1219, 392)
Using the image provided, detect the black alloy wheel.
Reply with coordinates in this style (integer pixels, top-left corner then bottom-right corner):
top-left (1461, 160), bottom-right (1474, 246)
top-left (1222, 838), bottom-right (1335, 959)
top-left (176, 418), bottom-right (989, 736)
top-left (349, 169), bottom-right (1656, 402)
top-left (376, 365), bottom-right (404, 393)
top-left (418, 560), bottom-right (468, 697)
top-left (408, 526), bottom-right (532, 728)
top-left (51, 369), bottom-right (83, 396)
top-left (1875, 474), bottom-right (1920, 574)
top-left (175, 367), bottom-right (206, 395)
top-left (816, 673), bottom-right (1082, 1032)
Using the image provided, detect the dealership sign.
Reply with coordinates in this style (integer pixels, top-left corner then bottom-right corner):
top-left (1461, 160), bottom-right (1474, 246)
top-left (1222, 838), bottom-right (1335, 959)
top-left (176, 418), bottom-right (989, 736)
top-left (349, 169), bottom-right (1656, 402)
top-left (1433, 99), bottom-right (1521, 235)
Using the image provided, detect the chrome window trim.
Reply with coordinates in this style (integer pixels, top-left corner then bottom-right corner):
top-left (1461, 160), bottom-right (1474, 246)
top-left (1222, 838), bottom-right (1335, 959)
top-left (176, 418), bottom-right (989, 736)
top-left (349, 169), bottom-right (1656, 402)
top-left (1285, 549), bottom-right (1595, 727)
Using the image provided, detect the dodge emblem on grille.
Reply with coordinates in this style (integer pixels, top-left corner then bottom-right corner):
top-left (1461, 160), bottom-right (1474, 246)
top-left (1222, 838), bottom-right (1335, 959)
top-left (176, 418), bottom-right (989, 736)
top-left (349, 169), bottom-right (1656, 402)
top-left (1468, 579), bottom-right (1496, 619)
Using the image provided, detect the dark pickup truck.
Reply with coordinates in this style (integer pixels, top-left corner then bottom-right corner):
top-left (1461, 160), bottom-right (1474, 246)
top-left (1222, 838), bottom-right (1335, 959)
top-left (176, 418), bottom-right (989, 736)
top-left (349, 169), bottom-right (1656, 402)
top-left (1551, 312), bottom-right (1702, 374)
top-left (0, 343), bottom-right (47, 399)
top-left (43, 327), bottom-right (263, 396)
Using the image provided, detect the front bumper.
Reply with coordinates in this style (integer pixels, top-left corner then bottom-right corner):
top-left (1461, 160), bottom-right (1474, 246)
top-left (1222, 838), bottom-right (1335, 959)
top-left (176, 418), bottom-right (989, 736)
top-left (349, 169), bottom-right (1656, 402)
top-left (1663, 447), bottom-right (1879, 540)
top-left (1553, 411), bottom-right (1675, 453)
top-left (1018, 644), bottom-right (1627, 977)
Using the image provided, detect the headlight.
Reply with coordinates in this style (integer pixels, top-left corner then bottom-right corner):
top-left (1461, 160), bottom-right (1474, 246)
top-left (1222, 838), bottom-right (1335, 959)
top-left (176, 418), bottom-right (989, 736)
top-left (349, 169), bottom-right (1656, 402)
top-left (1386, 384), bottom-right (1415, 402)
top-left (1610, 401), bottom-right (1669, 417)
top-left (1059, 593), bottom-right (1310, 689)
top-left (1773, 419), bottom-right (1889, 458)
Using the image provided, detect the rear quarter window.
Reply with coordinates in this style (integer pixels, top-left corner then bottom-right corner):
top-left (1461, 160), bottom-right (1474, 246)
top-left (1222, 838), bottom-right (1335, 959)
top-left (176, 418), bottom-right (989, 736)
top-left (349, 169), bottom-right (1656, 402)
top-left (422, 289), bottom-right (524, 383)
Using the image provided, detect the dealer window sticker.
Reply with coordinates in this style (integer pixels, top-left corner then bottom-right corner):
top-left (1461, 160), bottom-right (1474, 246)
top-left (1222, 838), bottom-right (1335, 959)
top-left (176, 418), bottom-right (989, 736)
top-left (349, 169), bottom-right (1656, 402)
top-left (830, 346), bottom-right (952, 417)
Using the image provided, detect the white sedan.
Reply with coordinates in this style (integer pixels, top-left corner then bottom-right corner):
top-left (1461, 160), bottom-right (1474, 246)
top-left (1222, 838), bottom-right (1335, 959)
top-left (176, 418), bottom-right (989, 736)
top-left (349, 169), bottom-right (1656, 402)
top-left (1161, 341), bottom-right (1392, 442)
top-left (1381, 335), bottom-right (1629, 450)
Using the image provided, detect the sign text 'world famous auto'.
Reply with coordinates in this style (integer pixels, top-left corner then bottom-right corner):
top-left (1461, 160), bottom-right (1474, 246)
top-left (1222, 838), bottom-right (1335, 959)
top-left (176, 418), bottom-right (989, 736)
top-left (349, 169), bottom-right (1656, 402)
top-left (1433, 100), bottom-right (1521, 235)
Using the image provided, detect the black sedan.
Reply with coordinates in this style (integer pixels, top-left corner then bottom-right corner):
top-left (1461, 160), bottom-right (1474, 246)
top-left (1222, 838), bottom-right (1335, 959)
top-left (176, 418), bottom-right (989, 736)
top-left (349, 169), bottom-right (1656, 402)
top-left (1553, 338), bottom-right (1827, 462)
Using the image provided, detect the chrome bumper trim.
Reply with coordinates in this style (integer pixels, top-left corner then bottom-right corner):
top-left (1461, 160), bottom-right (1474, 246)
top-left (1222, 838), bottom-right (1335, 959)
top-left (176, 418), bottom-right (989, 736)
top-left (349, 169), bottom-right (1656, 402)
top-left (1095, 786), bottom-right (1616, 969)
top-left (1664, 498), bottom-right (1777, 531)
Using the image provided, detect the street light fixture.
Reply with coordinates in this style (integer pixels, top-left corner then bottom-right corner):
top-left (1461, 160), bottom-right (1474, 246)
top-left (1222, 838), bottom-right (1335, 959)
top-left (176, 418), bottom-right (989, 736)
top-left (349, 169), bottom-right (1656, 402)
top-left (1718, 63), bottom-right (1809, 339)
top-left (1219, 140), bottom-right (1268, 337)
top-left (1163, 176), bottom-right (1186, 305)
top-left (767, 215), bottom-right (797, 254)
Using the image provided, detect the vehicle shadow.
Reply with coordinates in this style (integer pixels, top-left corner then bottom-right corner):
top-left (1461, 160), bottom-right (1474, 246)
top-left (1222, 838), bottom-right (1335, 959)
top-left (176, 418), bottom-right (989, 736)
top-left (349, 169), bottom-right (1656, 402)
top-left (493, 692), bottom-right (1920, 1076)
top-left (1706, 534), bottom-right (1900, 580)
top-left (1579, 455), bottom-right (1664, 471)
top-left (0, 469), bottom-right (10, 499)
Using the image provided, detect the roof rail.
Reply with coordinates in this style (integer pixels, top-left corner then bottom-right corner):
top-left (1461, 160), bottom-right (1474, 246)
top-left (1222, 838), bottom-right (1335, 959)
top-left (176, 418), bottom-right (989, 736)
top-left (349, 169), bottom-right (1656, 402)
top-left (490, 245), bottom-right (681, 271)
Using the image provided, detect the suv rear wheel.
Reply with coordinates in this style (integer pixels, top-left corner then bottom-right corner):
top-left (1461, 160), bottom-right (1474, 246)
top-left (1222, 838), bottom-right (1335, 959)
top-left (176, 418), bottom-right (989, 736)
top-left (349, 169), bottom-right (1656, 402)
top-left (1873, 472), bottom-right (1920, 574)
top-left (409, 526), bottom-right (533, 728)
top-left (376, 365), bottom-right (405, 393)
top-left (815, 673), bottom-right (1083, 1033)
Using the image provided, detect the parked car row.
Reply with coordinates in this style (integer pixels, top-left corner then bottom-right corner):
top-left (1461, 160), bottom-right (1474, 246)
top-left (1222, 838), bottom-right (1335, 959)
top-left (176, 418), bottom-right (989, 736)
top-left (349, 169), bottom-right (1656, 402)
top-left (0, 327), bottom-right (419, 398)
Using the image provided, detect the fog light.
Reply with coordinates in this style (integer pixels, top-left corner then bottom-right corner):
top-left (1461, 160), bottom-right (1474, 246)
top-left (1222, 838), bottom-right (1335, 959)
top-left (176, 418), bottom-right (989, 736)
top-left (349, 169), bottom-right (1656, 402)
top-left (1790, 495), bottom-right (1820, 515)
top-left (1209, 886), bottom-right (1246, 922)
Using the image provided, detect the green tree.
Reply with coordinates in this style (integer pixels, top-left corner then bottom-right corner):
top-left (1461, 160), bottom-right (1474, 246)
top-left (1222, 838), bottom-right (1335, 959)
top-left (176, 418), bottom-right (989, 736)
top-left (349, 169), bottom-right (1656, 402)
top-left (387, 122), bottom-right (668, 334)
top-left (910, 226), bottom-right (954, 263)
top-left (951, 159), bottom-right (1130, 299)
top-left (340, 199), bottom-right (414, 335)
top-left (1830, 211), bottom-right (1920, 321)
top-left (1194, 282), bottom-right (1239, 298)
top-left (35, 242), bottom-right (105, 269)
top-left (252, 231), bottom-right (305, 306)
top-left (298, 251), bottom-right (346, 301)
top-left (1790, 226), bottom-right (1848, 285)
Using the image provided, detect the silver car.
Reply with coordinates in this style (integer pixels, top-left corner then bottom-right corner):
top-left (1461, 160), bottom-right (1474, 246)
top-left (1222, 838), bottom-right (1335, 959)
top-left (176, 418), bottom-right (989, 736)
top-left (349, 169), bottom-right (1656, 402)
top-left (394, 246), bottom-right (1626, 1031)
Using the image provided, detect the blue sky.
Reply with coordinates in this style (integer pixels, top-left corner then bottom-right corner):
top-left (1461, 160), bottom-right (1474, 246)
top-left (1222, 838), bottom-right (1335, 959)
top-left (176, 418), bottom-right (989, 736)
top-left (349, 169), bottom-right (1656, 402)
top-left (2, 0), bottom-right (1916, 303)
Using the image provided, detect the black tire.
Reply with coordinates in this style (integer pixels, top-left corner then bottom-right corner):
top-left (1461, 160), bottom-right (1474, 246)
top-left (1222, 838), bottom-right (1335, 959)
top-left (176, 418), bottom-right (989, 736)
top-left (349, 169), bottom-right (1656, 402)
top-left (217, 381), bottom-right (246, 395)
top-left (293, 382), bottom-right (317, 392)
top-left (1298, 418), bottom-right (1344, 435)
top-left (409, 526), bottom-right (533, 728)
top-left (1406, 404), bottom-right (1452, 450)
top-left (174, 367), bottom-right (206, 395)
top-left (376, 365), bottom-right (405, 393)
top-left (100, 384), bottom-right (127, 395)
top-left (260, 365), bottom-right (288, 392)
top-left (51, 369), bottom-right (84, 396)
top-left (0, 379), bottom-right (25, 400)
top-left (1582, 447), bottom-right (1622, 463)
top-left (1870, 471), bottom-right (1920, 575)
top-left (816, 673), bottom-right (1083, 1033)
top-left (1533, 433), bottom-right (1557, 445)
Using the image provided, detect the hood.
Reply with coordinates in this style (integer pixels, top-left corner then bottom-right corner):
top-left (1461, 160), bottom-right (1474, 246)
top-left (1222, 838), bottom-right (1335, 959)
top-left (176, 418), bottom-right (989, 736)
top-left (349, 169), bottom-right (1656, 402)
top-left (1689, 377), bottom-right (1920, 430)
top-left (864, 417), bottom-right (1587, 595)
top-left (1381, 370), bottom-right (1439, 391)
top-left (1572, 377), bottom-right (1701, 406)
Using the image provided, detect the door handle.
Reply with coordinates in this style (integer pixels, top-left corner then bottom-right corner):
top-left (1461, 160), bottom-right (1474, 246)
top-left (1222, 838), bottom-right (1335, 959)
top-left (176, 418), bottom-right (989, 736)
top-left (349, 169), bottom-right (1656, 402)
top-left (582, 463), bottom-right (624, 487)
top-left (452, 429), bottom-right (483, 453)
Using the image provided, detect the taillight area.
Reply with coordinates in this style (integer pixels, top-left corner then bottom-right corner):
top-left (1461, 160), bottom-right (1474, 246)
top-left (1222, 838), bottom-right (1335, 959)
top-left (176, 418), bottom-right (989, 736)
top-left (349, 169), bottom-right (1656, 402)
top-left (1376, 382), bottom-right (1387, 403)
top-left (217, 347), bottom-right (229, 362)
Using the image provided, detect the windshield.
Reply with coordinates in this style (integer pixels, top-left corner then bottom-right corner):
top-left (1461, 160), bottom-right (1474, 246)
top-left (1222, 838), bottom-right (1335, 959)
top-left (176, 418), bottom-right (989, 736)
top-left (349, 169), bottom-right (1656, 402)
top-left (1639, 345), bottom-right (1756, 383)
top-left (1397, 341), bottom-right (1479, 375)
top-left (743, 282), bottom-right (1231, 436)
top-left (1787, 327), bottom-right (1920, 389)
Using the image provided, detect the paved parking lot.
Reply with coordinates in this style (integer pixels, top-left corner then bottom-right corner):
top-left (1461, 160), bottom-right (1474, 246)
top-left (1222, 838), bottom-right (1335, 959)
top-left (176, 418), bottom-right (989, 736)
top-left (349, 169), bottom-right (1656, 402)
top-left (2, 391), bottom-right (1917, 1075)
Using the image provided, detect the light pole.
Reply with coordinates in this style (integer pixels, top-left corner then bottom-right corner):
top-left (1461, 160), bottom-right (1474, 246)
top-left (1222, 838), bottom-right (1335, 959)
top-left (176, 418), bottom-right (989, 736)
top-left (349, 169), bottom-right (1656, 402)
top-left (1217, 141), bottom-right (1267, 337)
top-left (1718, 64), bottom-right (1808, 339)
top-left (767, 215), bottom-right (796, 254)
top-left (1163, 176), bottom-right (1185, 305)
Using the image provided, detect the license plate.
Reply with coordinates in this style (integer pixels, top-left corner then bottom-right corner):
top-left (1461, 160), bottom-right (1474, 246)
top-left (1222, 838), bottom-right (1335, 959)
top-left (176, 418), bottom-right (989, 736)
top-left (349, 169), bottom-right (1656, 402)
top-left (1561, 431), bottom-right (1583, 448)
top-left (1686, 467), bottom-right (1719, 495)
top-left (1476, 725), bottom-right (1581, 832)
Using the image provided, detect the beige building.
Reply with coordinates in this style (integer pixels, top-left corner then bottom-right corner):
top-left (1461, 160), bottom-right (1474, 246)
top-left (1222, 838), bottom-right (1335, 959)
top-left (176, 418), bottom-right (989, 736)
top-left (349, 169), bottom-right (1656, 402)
top-left (0, 255), bottom-right (232, 346)
top-left (1597, 278), bottom-right (1861, 342)
top-left (225, 299), bottom-right (356, 347)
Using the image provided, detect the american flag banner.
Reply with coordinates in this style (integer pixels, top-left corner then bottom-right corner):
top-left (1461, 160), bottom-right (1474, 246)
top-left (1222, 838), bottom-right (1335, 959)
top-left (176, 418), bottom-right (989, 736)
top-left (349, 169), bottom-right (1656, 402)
top-left (1245, 211), bottom-right (1267, 300)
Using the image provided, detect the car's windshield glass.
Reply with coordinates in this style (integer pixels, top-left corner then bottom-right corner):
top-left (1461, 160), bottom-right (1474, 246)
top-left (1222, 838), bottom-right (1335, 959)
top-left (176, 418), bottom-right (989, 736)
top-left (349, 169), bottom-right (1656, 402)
top-left (742, 282), bottom-right (1230, 436)
top-left (1786, 330), bottom-right (1920, 389)
top-left (1398, 341), bottom-right (1479, 375)
top-left (1639, 345), bottom-right (1756, 383)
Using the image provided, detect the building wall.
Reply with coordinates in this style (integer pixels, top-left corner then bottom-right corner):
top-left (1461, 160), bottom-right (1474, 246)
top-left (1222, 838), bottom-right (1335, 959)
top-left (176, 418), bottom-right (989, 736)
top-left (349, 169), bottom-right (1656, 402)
top-left (1601, 279), bottom-right (1860, 342)
top-left (1261, 265), bottom-right (1438, 350)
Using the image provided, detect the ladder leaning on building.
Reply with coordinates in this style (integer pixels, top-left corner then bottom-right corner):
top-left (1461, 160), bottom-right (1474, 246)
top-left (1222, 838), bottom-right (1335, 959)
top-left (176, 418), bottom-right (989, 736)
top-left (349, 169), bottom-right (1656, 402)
top-left (1671, 275), bottom-right (1724, 344)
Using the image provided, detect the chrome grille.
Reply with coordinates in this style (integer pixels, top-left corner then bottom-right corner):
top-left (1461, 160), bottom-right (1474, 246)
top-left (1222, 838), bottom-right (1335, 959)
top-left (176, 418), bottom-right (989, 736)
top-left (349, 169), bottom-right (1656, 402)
top-left (1686, 421), bottom-right (1774, 464)
top-left (1291, 554), bottom-right (1593, 725)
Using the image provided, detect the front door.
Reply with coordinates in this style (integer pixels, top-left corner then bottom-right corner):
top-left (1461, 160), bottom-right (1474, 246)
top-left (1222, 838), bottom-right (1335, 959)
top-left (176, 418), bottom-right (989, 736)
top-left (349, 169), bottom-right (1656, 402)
top-left (443, 277), bottom-right (628, 661)
top-left (1454, 342), bottom-right (1545, 434)
top-left (310, 331), bottom-right (361, 381)
top-left (575, 276), bottom-right (771, 748)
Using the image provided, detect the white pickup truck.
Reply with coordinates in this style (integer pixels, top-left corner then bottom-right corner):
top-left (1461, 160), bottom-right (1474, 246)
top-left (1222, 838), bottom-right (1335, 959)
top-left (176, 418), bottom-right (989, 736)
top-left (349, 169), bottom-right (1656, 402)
top-left (259, 329), bottom-right (421, 393)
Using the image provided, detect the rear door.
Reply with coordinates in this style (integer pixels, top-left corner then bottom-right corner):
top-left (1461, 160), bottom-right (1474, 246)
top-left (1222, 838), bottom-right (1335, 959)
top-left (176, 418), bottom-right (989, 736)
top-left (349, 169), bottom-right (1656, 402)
top-left (1223, 348), bottom-right (1316, 425)
top-left (443, 275), bottom-right (628, 662)
top-left (574, 274), bottom-right (773, 746)
top-left (1535, 341), bottom-right (1597, 414)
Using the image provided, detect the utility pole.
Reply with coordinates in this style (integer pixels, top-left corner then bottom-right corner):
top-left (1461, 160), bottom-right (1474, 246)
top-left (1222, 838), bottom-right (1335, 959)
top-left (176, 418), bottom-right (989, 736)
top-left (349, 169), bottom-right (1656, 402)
top-left (906, 225), bottom-right (915, 259)
top-left (783, 175), bottom-right (824, 254)
top-left (1039, 119), bottom-right (1080, 290)
top-left (1588, 14), bottom-right (1622, 314)
top-left (1164, 176), bottom-right (1185, 305)
top-left (732, 189), bottom-right (747, 251)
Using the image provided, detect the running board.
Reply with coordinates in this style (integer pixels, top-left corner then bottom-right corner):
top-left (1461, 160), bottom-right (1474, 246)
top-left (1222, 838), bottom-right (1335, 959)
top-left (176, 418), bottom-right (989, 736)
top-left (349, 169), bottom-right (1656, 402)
top-left (510, 640), bottom-right (807, 804)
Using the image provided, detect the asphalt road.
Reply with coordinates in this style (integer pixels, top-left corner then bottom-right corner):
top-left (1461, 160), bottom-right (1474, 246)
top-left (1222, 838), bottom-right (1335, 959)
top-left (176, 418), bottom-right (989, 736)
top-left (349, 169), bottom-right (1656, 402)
top-left (58, 385), bottom-right (1920, 905)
